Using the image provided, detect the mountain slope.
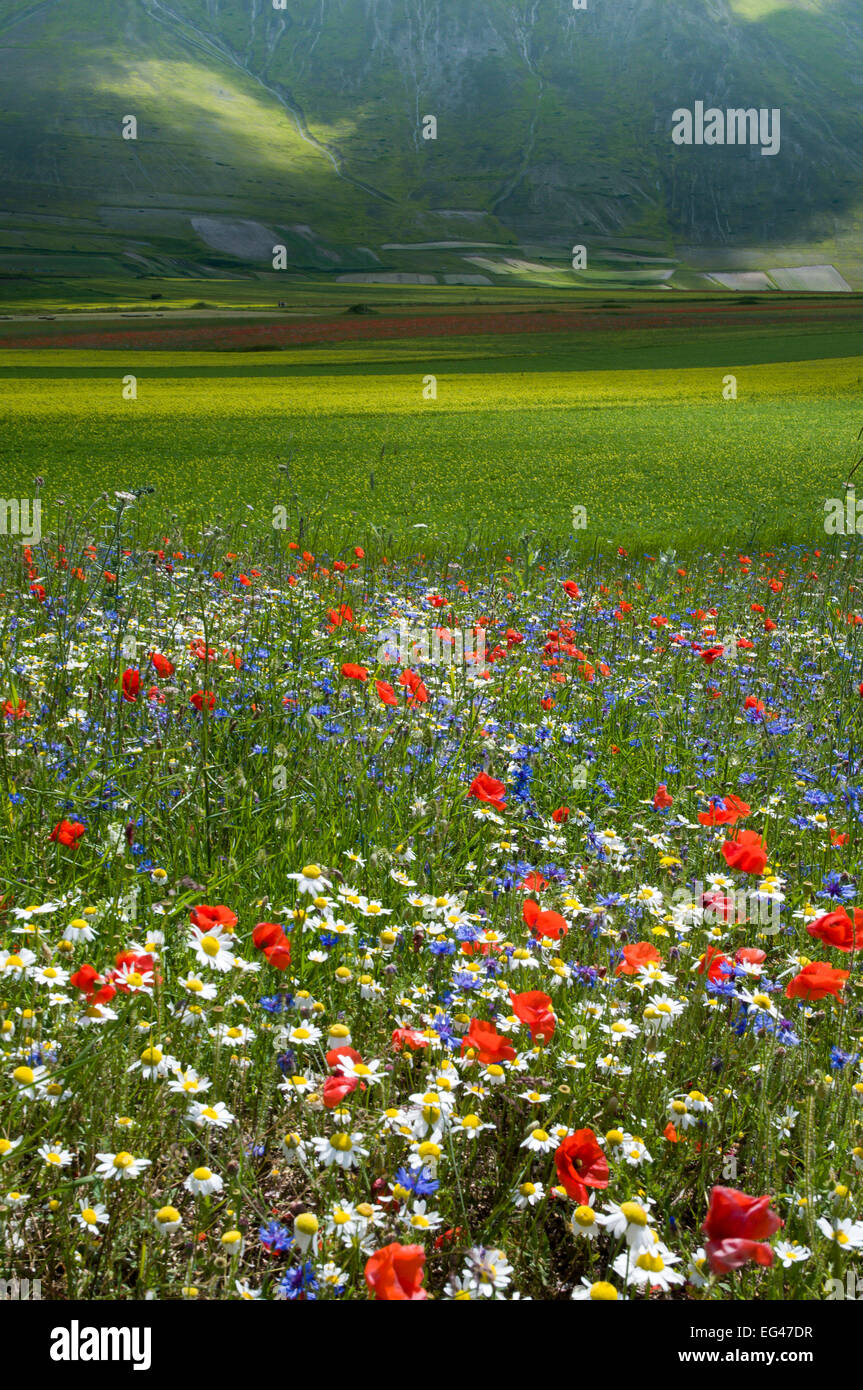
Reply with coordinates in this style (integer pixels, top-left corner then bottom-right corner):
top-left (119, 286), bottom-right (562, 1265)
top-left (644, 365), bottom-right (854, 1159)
top-left (1, 0), bottom-right (862, 285)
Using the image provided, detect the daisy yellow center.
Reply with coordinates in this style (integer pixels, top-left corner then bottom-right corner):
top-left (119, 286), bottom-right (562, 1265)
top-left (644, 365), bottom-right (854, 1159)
top-left (590, 1281), bottom-right (618, 1300)
top-left (636, 1251), bottom-right (665, 1273)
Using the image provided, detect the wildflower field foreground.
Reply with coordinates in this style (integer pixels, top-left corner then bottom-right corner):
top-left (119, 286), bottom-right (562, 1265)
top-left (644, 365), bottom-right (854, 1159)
top-left (4, 503), bottom-right (863, 1303)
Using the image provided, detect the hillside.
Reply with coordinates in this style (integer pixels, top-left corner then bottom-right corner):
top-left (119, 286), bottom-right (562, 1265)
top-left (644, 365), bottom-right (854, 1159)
top-left (2, 0), bottom-right (863, 291)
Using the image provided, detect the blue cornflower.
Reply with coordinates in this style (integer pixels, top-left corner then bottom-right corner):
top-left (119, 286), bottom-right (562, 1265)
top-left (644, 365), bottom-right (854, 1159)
top-left (259, 1221), bottom-right (293, 1255)
top-left (260, 993), bottom-right (293, 1014)
top-left (277, 1262), bottom-right (319, 1300)
top-left (830, 1047), bottom-right (860, 1071)
top-left (394, 1165), bottom-right (439, 1197)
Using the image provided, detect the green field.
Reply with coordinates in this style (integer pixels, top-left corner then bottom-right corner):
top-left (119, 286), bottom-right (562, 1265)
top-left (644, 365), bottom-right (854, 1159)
top-left (1, 301), bottom-right (861, 552)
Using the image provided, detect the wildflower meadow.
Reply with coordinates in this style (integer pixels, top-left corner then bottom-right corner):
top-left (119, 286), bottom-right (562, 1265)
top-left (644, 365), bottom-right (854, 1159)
top-left (3, 497), bottom-right (863, 1313)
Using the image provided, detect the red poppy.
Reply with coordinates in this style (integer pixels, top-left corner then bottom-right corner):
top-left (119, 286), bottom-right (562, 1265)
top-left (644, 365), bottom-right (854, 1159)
top-left (375, 680), bottom-right (398, 707)
top-left (110, 951), bottom-right (159, 991)
top-left (721, 829), bottom-right (767, 876)
top-left (652, 784), bottom-right (673, 809)
top-left (364, 1243), bottom-right (427, 1301)
top-left (703, 1185), bottom-right (782, 1273)
top-left (120, 668), bottom-right (140, 702)
top-left (554, 1128), bottom-right (609, 1203)
top-left (322, 1073), bottom-right (359, 1108)
top-left (519, 872), bottom-right (549, 892)
top-left (70, 963), bottom-right (102, 995)
top-left (327, 604), bottom-right (353, 629)
top-left (698, 794), bottom-right (751, 826)
top-left (701, 646), bottom-right (724, 665)
top-left (735, 946), bottom-right (767, 967)
top-left (460, 1017), bottom-right (517, 1064)
top-left (467, 771), bottom-right (506, 811)
top-left (149, 652), bottom-right (175, 678)
top-left (323, 1047), bottom-right (361, 1076)
top-left (399, 669), bottom-right (428, 704)
top-left (341, 663), bottom-right (368, 681)
top-left (263, 940), bottom-right (292, 970)
top-left (49, 819), bottom-right (85, 849)
top-left (615, 941), bottom-right (661, 976)
top-left (391, 1027), bottom-right (429, 1052)
top-left (522, 898), bottom-right (568, 941)
top-left (190, 904), bottom-right (238, 931)
top-left (252, 922), bottom-right (284, 951)
top-left (562, 580), bottom-right (580, 599)
top-left (509, 990), bottom-right (556, 1044)
top-left (806, 908), bottom-right (863, 953)
top-left (190, 690), bottom-right (216, 712)
top-left (785, 961), bottom-right (849, 1001)
top-left (697, 946), bottom-right (732, 983)
top-left (251, 921), bottom-right (292, 969)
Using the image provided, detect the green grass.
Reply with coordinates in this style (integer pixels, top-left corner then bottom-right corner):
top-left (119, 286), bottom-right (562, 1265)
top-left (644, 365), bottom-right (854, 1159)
top-left (1, 340), bottom-right (860, 553)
